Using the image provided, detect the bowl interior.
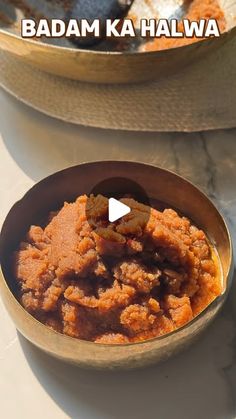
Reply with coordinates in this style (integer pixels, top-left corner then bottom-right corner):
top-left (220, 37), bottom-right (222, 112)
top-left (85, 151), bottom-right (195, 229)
top-left (0, 161), bottom-right (232, 299)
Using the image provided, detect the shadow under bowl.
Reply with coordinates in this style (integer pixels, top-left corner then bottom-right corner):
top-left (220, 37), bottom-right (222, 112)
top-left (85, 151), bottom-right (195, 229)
top-left (0, 161), bottom-right (234, 369)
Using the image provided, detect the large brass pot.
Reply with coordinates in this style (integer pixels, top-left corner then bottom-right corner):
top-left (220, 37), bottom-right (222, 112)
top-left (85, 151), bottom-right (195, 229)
top-left (0, 0), bottom-right (236, 83)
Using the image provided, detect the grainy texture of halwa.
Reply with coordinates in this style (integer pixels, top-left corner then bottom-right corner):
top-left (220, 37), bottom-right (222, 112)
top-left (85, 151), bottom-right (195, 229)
top-left (14, 195), bottom-right (221, 344)
top-left (143, 0), bottom-right (226, 51)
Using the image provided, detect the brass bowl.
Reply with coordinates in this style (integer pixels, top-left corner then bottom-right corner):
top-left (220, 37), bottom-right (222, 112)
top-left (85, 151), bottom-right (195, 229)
top-left (0, 0), bottom-right (236, 83)
top-left (0, 162), bottom-right (234, 369)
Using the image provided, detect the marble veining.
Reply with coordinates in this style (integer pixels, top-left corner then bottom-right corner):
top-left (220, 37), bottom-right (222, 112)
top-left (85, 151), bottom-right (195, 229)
top-left (0, 89), bottom-right (235, 419)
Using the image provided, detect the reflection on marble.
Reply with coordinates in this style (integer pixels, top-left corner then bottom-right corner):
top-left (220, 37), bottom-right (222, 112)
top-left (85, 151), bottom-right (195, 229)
top-left (0, 89), bottom-right (235, 419)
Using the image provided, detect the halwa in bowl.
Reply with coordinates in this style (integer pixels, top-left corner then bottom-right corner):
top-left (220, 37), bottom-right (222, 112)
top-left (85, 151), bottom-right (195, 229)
top-left (0, 162), bottom-right (233, 369)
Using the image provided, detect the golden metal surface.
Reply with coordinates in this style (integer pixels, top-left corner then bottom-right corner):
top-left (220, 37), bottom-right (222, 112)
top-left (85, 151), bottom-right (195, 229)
top-left (0, 28), bottom-right (235, 83)
top-left (0, 0), bottom-right (236, 83)
top-left (0, 162), bottom-right (234, 369)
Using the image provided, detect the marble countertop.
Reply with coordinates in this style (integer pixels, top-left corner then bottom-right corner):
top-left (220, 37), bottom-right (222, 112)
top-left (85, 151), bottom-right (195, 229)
top-left (0, 89), bottom-right (235, 419)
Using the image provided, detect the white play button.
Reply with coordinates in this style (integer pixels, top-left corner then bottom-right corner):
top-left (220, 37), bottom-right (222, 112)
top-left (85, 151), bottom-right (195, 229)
top-left (108, 198), bottom-right (131, 223)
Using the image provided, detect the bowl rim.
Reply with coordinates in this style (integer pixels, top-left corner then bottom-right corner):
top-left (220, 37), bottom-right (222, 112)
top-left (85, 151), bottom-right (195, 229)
top-left (0, 160), bottom-right (234, 349)
top-left (0, 24), bottom-right (234, 57)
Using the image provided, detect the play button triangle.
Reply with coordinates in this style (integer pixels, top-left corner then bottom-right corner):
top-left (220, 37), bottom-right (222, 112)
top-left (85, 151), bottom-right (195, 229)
top-left (108, 198), bottom-right (131, 223)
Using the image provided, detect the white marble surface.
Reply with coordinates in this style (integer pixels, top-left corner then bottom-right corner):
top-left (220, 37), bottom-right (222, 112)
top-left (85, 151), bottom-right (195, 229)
top-left (0, 88), bottom-right (236, 419)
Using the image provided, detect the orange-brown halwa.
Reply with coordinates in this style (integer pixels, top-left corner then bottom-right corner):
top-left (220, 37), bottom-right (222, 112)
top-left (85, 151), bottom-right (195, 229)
top-left (143, 0), bottom-right (226, 51)
top-left (13, 195), bottom-right (221, 344)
